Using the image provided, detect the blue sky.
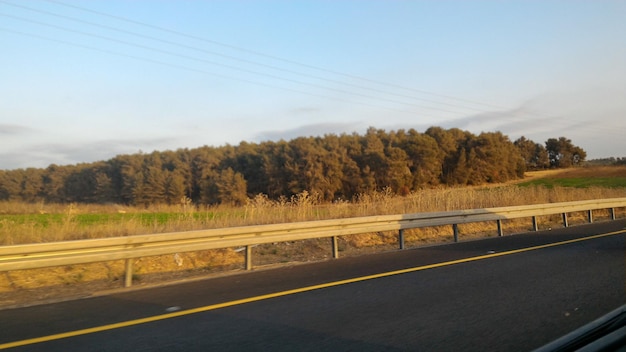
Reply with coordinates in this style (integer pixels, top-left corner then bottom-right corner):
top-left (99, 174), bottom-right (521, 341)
top-left (1, 0), bottom-right (625, 170)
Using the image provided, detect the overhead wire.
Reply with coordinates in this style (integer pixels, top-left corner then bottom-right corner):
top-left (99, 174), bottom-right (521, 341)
top-left (0, 12), bottom-right (479, 117)
top-left (38, 0), bottom-right (503, 112)
top-left (1, 1), bottom-right (490, 115)
top-left (0, 1), bottom-right (496, 118)
top-left (1, 0), bottom-right (622, 137)
top-left (43, 0), bottom-right (519, 112)
top-left (38, 0), bottom-right (623, 137)
top-left (0, 26), bottom-right (449, 119)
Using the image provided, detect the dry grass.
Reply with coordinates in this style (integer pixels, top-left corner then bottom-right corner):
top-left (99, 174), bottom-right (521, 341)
top-left (1, 167), bottom-right (626, 306)
top-left (1, 185), bottom-right (624, 246)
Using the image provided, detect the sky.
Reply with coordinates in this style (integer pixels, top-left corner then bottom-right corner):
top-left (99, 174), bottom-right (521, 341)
top-left (1, 0), bottom-right (625, 170)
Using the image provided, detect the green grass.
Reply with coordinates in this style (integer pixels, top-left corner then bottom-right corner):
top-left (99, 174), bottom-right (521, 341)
top-left (0, 212), bottom-right (220, 228)
top-left (518, 177), bottom-right (626, 189)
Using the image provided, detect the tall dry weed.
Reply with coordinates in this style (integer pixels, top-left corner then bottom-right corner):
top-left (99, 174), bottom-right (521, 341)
top-left (0, 185), bottom-right (624, 246)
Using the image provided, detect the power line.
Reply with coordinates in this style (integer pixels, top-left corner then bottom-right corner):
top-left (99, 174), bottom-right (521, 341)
top-left (0, 10), bottom-right (483, 117)
top-left (2, 0), bottom-right (623, 138)
top-left (37, 0), bottom-right (618, 133)
top-left (0, 26), bottom-right (452, 119)
top-left (1, 1), bottom-right (489, 114)
top-left (1, 0), bottom-right (493, 116)
top-left (41, 0), bottom-right (504, 111)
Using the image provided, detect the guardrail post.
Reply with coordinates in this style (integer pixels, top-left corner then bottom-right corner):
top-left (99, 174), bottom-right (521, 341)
top-left (587, 210), bottom-right (593, 223)
top-left (245, 245), bottom-right (253, 270)
top-left (610, 208), bottom-right (616, 220)
top-left (532, 216), bottom-right (539, 231)
top-left (124, 259), bottom-right (133, 288)
top-left (453, 224), bottom-right (459, 242)
top-left (398, 229), bottom-right (405, 250)
top-left (496, 219), bottom-right (503, 237)
top-left (562, 213), bottom-right (569, 228)
top-left (331, 236), bottom-right (339, 258)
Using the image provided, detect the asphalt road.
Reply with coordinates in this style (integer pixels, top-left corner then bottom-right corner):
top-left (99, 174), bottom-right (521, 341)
top-left (1, 220), bottom-right (625, 351)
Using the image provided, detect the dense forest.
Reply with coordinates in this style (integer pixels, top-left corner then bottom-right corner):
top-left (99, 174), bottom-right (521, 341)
top-left (0, 127), bottom-right (586, 205)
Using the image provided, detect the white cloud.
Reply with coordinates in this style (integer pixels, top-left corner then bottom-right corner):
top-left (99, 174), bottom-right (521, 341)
top-left (0, 136), bottom-right (186, 170)
top-left (253, 121), bottom-right (367, 142)
top-left (0, 124), bottom-right (36, 136)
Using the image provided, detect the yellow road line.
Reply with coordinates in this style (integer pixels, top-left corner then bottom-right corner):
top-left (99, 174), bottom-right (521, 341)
top-left (2, 230), bottom-right (624, 350)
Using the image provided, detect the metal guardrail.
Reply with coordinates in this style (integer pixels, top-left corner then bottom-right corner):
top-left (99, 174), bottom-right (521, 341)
top-left (1, 198), bottom-right (625, 287)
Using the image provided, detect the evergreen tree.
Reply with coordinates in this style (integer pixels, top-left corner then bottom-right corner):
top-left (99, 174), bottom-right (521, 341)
top-left (0, 170), bottom-right (20, 200)
top-left (19, 168), bottom-right (44, 202)
top-left (206, 168), bottom-right (248, 206)
top-left (0, 126), bottom-right (587, 205)
top-left (164, 170), bottom-right (186, 205)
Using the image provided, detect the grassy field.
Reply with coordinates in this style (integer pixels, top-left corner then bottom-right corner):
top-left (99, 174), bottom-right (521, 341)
top-left (520, 177), bottom-right (626, 188)
top-left (518, 166), bottom-right (626, 188)
top-left (1, 165), bottom-right (626, 305)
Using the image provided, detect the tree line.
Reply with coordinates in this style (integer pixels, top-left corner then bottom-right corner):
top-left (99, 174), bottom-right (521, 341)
top-left (0, 127), bottom-right (586, 206)
top-left (585, 157), bottom-right (626, 166)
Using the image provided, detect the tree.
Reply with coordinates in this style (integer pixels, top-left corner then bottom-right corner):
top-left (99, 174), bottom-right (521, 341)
top-left (340, 132), bottom-right (371, 196)
top-left (261, 141), bottom-right (292, 199)
top-left (453, 147), bottom-right (470, 184)
top-left (361, 127), bottom-right (389, 190)
top-left (281, 136), bottom-right (345, 201)
top-left (117, 154), bottom-right (145, 204)
top-left (384, 145), bottom-right (412, 194)
top-left (232, 141), bottom-right (267, 196)
top-left (0, 170), bottom-right (21, 201)
top-left (162, 149), bottom-right (193, 199)
top-left (425, 127), bottom-right (470, 184)
top-left (42, 164), bottom-right (69, 202)
top-left (190, 146), bottom-right (224, 203)
top-left (545, 137), bottom-right (586, 168)
top-left (206, 168), bottom-right (248, 206)
top-left (401, 130), bottom-right (442, 187)
top-left (515, 136), bottom-right (549, 170)
top-left (571, 146), bottom-right (587, 166)
top-left (164, 170), bottom-right (186, 205)
top-left (94, 172), bottom-right (116, 203)
top-left (19, 168), bottom-right (44, 202)
top-left (0, 126), bottom-right (588, 205)
top-left (141, 166), bottom-right (167, 204)
top-left (320, 134), bottom-right (353, 200)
